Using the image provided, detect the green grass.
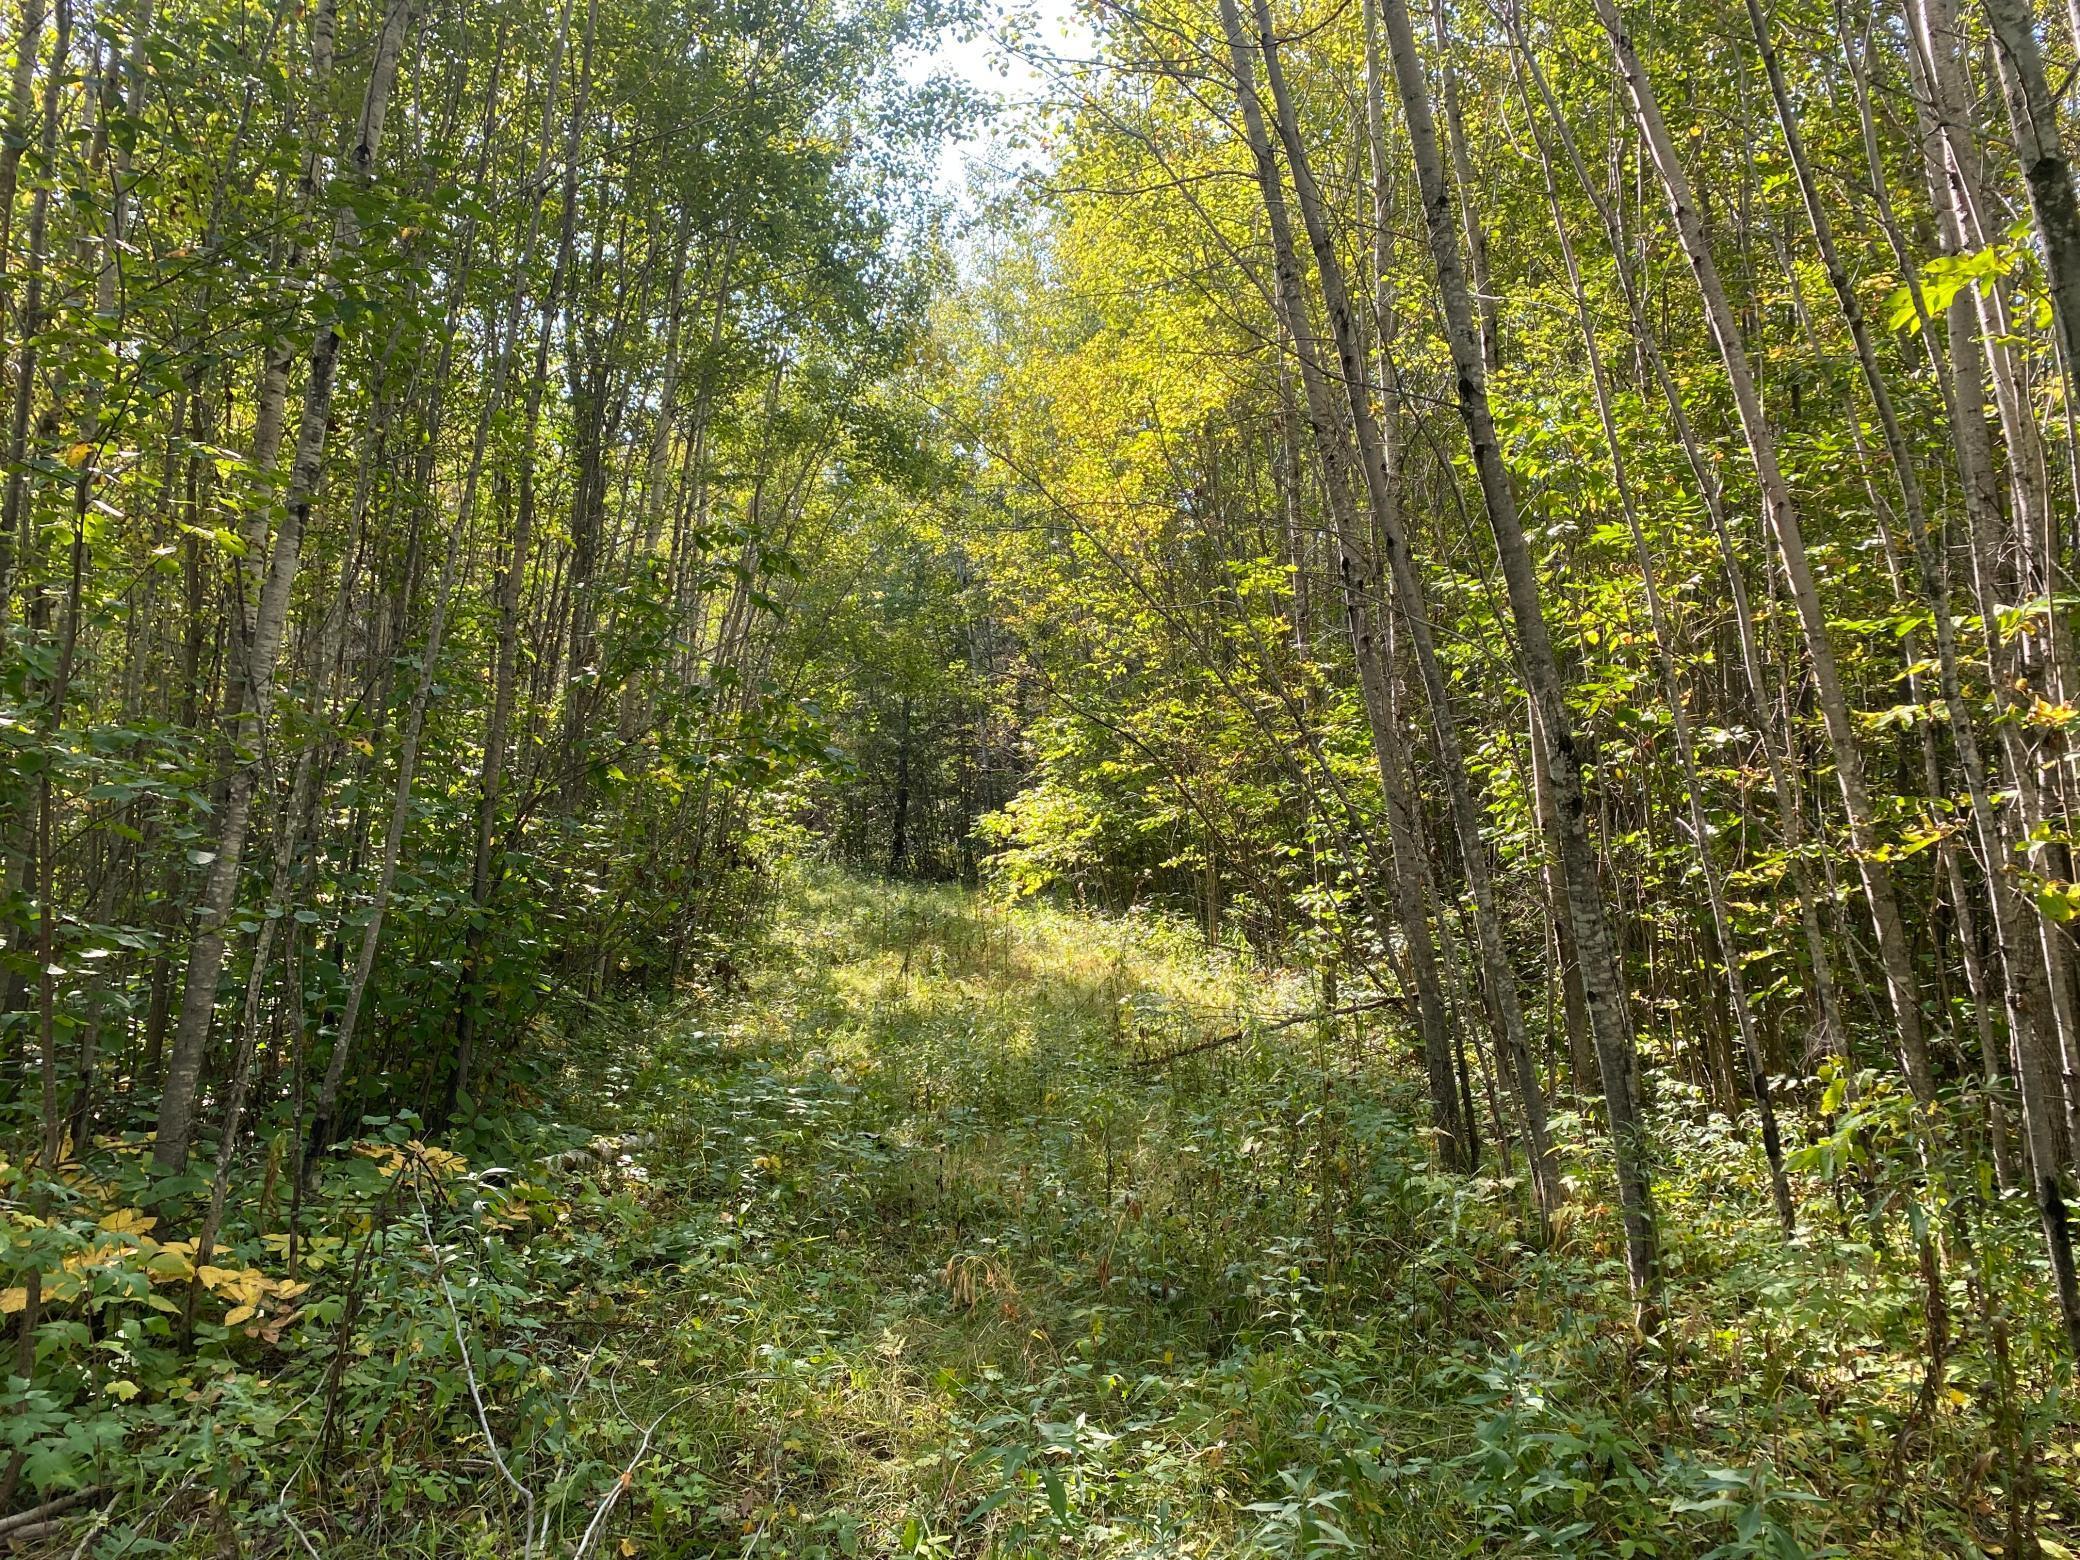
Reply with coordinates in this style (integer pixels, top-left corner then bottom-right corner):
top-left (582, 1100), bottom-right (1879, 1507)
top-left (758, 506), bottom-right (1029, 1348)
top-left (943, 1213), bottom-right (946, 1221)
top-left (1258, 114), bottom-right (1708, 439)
top-left (58, 868), bottom-right (2080, 1556)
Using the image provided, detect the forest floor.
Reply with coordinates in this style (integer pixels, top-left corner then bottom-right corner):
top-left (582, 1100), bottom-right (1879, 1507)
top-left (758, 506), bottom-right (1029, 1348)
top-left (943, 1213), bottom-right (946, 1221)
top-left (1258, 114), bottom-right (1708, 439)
top-left (94, 871), bottom-right (2077, 1557)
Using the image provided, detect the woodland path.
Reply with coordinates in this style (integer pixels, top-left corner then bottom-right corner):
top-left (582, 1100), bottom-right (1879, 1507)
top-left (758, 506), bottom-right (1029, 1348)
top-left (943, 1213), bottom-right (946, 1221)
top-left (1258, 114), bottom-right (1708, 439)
top-left (509, 869), bottom-right (1476, 1557)
top-left (94, 870), bottom-right (1977, 1556)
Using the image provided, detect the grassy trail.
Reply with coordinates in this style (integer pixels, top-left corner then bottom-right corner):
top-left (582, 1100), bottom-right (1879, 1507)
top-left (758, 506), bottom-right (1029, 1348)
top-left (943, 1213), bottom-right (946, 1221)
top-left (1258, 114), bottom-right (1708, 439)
top-left (518, 869), bottom-right (1472, 1557)
top-left (346, 870), bottom-right (2040, 1558)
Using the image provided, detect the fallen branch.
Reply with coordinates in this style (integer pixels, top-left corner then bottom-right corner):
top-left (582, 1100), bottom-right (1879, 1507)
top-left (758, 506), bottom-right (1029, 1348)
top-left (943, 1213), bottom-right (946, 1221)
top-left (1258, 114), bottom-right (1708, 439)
top-left (1128, 994), bottom-right (1404, 1069)
top-left (569, 1388), bottom-right (692, 1560)
top-left (0, 1489), bottom-right (101, 1541)
top-left (537, 1133), bottom-right (655, 1175)
top-left (417, 1180), bottom-right (541, 1560)
top-left (64, 1496), bottom-right (117, 1560)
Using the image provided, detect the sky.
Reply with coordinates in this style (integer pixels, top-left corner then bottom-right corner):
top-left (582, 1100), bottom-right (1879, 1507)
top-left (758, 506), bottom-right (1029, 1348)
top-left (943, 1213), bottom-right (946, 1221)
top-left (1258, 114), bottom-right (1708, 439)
top-left (909, 0), bottom-right (1094, 201)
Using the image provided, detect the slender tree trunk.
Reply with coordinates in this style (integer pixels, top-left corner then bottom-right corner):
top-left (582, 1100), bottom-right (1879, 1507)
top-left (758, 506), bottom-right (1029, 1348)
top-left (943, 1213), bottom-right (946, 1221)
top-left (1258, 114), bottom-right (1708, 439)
top-left (190, 742), bottom-right (321, 1305)
top-left (1220, 0), bottom-right (1468, 1168)
top-left (1751, 0), bottom-right (2065, 1184)
top-left (1591, 0), bottom-right (1933, 1106)
top-left (0, 0), bottom-right (66, 618)
top-left (1510, 12), bottom-right (1846, 1065)
top-left (236, 0), bottom-right (338, 655)
top-left (0, 0), bottom-right (44, 286)
top-left (1518, 47), bottom-right (1792, 1232)
top-left (449, 0), bottom-right (584, 1119)
top-left (7, 380), bottom-right (85, 1508)
top-left (153, 0), bottom-right (416, 1173)
top-left (307, 27), bottom-right (508, 1160)
top-left (0, 0), bottom-right (67, 1042)
top-left (1902, 0), bottom-right (2035, 1186)
top-left (1380, 0), bottom-right (1660, 1275)
top-left (1429, 0), bottom-right (1495, 374)
top-left (1986, 0), bottom-right (2080, 410)
top-left (1918, 0), bottom-right (2080, 1157)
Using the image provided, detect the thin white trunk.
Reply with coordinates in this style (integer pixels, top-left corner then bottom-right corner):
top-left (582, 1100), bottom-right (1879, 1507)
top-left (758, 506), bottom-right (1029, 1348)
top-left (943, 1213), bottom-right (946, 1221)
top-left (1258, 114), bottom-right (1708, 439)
top-left (1591, 0), bottom-right (1934, 1105)
top-left (1519, 46), bottom-right (1793, 1232)
top-left (1216, 0), bottom-right (1469, 1171)
top-left (1509, 12), bottom-right (1848, 1065)
top-left (153, 0), bottom-right (416, 1172)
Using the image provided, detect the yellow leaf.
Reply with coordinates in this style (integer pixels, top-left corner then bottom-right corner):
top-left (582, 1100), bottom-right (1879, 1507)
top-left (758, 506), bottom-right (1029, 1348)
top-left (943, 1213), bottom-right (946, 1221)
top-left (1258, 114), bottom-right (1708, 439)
top-left (2033, 697), bottom-right (2080, 730)
top-left (103, 1379), bottom-right (140, 1401)
top-left (223, 1304), bottom-right (256, 1326)
top-left (0, 1288), bottom-right (23, 1315)
top-left (273, 1279), bottom-right (309, 1300)
top-left (145, 1249), bottom-right (194, 1281)
top-left (98, 1208), bottom-right (156, 1237)
top-left (196, 1265), bottom-right (240, 1293)
top-left (227, 1272), bottom-right (268, 1305)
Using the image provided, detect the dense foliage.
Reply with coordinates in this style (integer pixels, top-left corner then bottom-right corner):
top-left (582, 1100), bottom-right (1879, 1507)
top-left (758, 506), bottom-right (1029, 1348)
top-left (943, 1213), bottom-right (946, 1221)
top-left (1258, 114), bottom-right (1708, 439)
top-left (908, 0), bottom-right (2080, 1542)
top-left (16, 0), bottom-right (2080, 1547)
top-left (0, 0), bottom-right (968, 1530)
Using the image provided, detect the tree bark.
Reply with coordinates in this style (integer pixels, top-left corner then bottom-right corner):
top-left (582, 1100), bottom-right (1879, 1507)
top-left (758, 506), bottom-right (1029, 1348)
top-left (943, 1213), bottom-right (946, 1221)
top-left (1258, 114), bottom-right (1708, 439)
top-left (449, 0), bottom-right (585, 1121)
top-left (1383, 0), bottom-right (1663, 1283)
top-left (1517, 43), bottom-right (1793, 1232)
top-left (153, 0), bottom-right (416, 1173)
top-left (1590, 0), bottom-right (1934, 1106)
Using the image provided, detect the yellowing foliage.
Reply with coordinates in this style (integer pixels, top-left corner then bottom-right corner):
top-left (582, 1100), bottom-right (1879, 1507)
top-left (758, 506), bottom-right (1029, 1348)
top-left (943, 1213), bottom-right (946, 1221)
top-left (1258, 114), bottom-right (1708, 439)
top-left (354, 1140), bottom-right (471, 1181)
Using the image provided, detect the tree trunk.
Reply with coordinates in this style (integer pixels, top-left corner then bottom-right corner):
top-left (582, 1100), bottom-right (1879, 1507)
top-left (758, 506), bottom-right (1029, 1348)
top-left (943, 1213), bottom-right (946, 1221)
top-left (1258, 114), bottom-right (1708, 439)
top-left (449, 0), bottom-right (585, 1121)
top-left (1386, 0), bottom-right (1663, 1281)
top-left (1518, 44), bottom-right (1793, 1232)
top-left (153, 0), bottom-right (416, 1173)
top-left (1509, 11), bottom-right (1847, 1066)
top-left (1221, 0), bottom-right (1481, 1177)
top-left (1590, 0), bottom-right (1933, 1106)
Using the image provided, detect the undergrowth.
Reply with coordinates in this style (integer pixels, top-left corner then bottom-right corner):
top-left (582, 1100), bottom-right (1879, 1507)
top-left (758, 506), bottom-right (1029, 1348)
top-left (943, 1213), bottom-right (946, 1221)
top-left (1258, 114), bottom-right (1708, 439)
top-left (8, 868), bottom-right (2078, 1555)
